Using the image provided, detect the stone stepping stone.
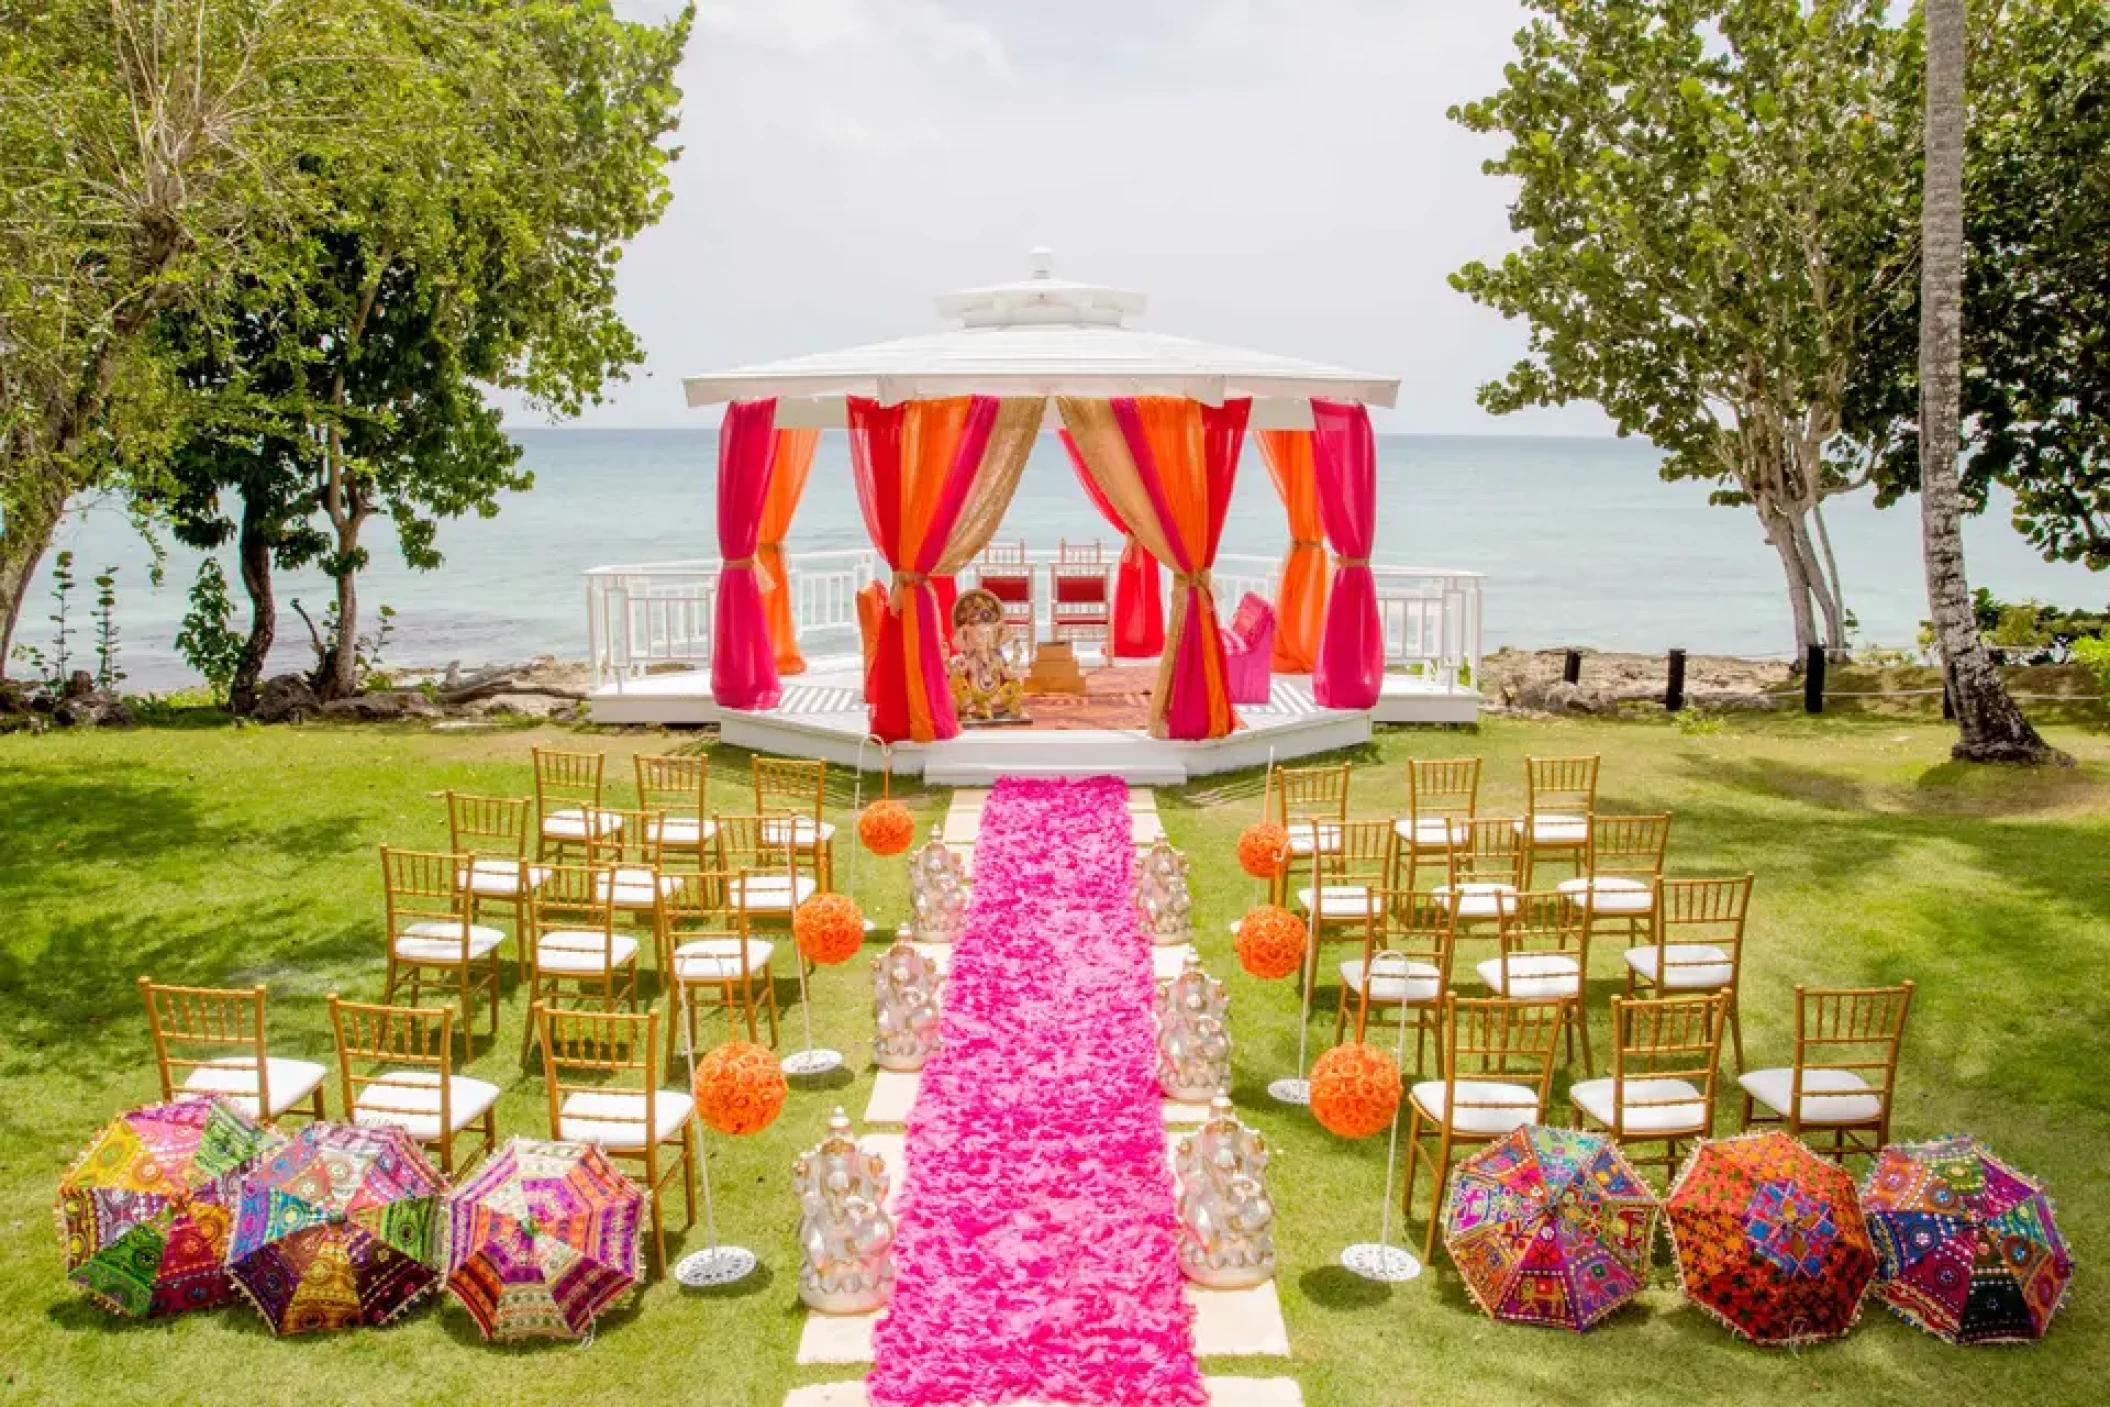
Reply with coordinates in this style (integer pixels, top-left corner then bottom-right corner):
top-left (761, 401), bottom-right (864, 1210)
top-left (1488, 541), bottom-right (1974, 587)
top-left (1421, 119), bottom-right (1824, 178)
top-left (784, 1379), bottom-right (1303, 1406)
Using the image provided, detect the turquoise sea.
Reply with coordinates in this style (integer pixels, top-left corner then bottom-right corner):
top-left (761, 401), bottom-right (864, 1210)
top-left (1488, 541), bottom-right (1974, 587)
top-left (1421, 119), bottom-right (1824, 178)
top-left (19, 429), bottom-right (2103, 690)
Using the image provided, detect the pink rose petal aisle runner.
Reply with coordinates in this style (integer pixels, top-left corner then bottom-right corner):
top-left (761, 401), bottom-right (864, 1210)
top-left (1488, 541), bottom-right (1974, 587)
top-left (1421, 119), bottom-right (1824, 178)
top-left (867, 776), bottom-right (1209, 1407)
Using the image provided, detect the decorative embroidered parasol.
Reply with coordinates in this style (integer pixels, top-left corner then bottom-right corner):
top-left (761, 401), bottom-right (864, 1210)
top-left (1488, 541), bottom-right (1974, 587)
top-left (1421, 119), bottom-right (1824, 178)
top-left (1442, 1125), bottom-right (1659, 1331)
top-left (443, 1137), bottom-right (644, 1340)
top-left (1862, 1134), bottom-right (2072, 1344)
top-left (55, 1098), bottom-right (285, 1318)
top-left (226, 1122), bottom-right (446, 1334)
top-left (1666, 1132), bottom-right (1877, 1345)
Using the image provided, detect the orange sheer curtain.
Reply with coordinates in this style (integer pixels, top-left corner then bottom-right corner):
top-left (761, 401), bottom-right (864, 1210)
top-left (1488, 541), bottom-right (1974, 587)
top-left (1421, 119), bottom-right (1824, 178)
top-left (1255, 429), bottom-right (1327, 674)
top-left (757, 427), bottom-right (820, 674)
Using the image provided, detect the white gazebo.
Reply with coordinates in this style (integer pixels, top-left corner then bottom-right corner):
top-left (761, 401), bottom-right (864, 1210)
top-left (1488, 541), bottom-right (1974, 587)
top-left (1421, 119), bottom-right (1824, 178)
top-left (584, 252), bottom-right (1483, 783)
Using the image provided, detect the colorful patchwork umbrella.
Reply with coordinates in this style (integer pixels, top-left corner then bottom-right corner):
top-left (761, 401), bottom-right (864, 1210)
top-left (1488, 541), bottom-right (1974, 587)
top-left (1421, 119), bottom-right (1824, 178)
top-left (443, 1138), bottom-right (643, 1340)
top-left (227, 1122), bottom-right (446, 1334)
top-left (1666, 1132), bottom-right (1876, 1345)
top-left (1442, 1125), bottom-right (1659, 1331)
top-left (55, 1098), bottom-right (285, 1318)
top-left (1862, 1135), bottom-right (2072, 1344)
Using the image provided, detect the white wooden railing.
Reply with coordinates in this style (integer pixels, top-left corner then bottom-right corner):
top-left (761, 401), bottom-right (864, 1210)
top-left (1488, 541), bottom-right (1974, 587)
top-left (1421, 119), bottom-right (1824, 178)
top-left (586, 548), bottom-right (1483, 692)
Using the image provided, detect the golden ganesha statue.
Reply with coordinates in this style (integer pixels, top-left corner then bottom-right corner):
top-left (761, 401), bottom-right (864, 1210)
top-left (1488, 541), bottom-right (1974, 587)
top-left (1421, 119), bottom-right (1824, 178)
top-left (947, 587), bottom-right (1028, 725)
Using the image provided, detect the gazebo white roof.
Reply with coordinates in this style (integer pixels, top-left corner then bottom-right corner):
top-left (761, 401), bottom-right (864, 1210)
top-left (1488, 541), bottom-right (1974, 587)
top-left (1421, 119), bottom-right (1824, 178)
top-left (680, 250), bottom-right (1399, 430)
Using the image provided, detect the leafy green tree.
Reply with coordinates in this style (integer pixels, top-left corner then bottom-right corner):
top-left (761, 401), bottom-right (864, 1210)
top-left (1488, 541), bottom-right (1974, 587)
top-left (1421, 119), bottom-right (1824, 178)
top-left (152, 0), bottom-right (691, 702)
top-left (1450, 0), bottom-right (1919, 659)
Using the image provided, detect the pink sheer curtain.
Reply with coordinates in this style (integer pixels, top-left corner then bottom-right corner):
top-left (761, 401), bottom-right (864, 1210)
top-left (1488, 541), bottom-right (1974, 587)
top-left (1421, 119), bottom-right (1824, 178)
top-left (710, 399), bottom-right (782, 711)
top-left (1059, 429), bottom-right (1165, 657)
top-left (1311, 399), bottom-right (1382, 709)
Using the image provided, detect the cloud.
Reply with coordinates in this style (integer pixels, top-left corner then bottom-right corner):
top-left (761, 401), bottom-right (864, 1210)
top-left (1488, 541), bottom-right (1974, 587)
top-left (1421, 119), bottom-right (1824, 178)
top-left (813, 106), bottom-right (946, 154)
top-left (695, 0), bottom-right (1004, 70)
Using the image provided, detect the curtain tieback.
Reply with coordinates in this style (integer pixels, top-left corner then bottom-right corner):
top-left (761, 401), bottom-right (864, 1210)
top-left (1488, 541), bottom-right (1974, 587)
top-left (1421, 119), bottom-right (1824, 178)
top-left (1290, 537), bottom-right (1325, 551)
top-left (889, 570), bottom-right (930, 612)
top-left (1332, 554), bottom-right (1371, 569)
top-left (725, 553), bottom-right (778, 593)
top-left (1173, 568), bottom-right (1215, 593)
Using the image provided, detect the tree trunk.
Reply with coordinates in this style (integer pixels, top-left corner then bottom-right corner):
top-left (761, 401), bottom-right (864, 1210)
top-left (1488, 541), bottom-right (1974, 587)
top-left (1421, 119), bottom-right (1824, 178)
top-left (320, 548), bottom-right (361, 700)
top-left (228, 495), bottom-right (277, 714)
top-left (1761, 509), bottom-right (1817, 662)
top-left (0, 489), bottom-right (64, 679)
top-left (1919, 0), bottom-right (2065, 764)
top-left (1789, 512), bottom-right (1849, 657)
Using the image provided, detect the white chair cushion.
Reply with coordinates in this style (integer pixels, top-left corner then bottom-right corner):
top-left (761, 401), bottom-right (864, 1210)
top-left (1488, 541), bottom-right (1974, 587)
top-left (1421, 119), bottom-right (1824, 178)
top-left (394, 920), bottom-right (507, 964)
top-left (1409, 1080), bottom-right (1542, 1137)
top-left (1514, 814), bottom-right (1588, 845)
top-left (558, 1089), bottom-right (695, 1150)
top-left (1284, 822), bottom-right (1343, 857)
top-left (672, 938), bottom-right (776, 982)
top-left (1394, 816), bottom-right (1455, 848)
top-left (1570, 1076), bottom-right (1709, 1136)
top-left (1296, 885), bottom-right (1384, 921)
top-left (351, 1070), bottom-right (501, 1142)
top-left (1624, 944), bottom-right (1735, 989)
top-left (730, 874), bottom-right (817, 915)
top-left (1557, 876), bottom-right (1654, 914)
top-left (760, 817), bottom-right (836, 847)
top-left (1433, 883), bottom-right (1518, 920)
top-left (1339, 954), bottom-right (1443, 1005)
top-left (535, 930), bottom-right (640, 974)
top-left (1738, 1067), bottom-right (1885, 1126)
top-left (1476, 952), bottom-right (1582, 1000)
top-left (541, 808), bottom-right (622, 840)
top-left (596, 867), bottom-right (678, 911)
top-left (455, 859), bottom-right (550, 898)
top-left (646, 816), bottom-right (716, 848)
top-left (181, 1056), bottom-right (329, 1119)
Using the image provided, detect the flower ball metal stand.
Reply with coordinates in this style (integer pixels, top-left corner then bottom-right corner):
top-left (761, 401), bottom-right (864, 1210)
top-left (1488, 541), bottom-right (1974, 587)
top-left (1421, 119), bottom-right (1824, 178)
top-left (1336, 965), bottom-right (1422, 1283)
top-left (673, 977), bottom-right (759, 1288)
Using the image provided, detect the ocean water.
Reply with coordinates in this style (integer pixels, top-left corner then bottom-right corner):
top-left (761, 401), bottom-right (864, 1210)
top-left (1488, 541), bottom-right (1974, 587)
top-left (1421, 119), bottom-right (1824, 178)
top-left (18, 428), bottom-right (2102, 691)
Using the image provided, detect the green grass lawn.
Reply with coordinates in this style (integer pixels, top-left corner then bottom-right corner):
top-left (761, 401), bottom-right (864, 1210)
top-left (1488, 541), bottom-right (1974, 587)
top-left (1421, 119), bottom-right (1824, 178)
top-left (2, 712), bottom-right (2106, 1405)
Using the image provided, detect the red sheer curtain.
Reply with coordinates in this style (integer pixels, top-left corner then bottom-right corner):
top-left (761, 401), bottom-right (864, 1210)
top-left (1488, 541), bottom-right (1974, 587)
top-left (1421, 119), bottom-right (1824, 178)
top-left (711, 399), bottom-right (781, 711)
top-left (1311, 399), bottom-right (1383, 709)
top-left (1060, 430), bottom-right (1164, 657)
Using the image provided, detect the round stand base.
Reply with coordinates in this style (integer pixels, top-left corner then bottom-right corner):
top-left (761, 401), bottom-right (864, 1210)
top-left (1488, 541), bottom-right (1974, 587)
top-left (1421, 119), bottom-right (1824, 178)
top-left (1267, 1077), bottom-right (1312, 1106)
top-left (1341, 1243), bottom-right (1421, 1282)
top-left (675, 1246), bottom-right (757, 1288)
top-left (783, 1048), bottom-right (845, 1078)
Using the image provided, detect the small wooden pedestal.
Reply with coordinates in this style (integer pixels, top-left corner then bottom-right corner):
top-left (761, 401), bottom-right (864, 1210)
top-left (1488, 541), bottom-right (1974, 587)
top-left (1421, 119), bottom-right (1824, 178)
top-left (1023, 641), bottom-right (1088, 696)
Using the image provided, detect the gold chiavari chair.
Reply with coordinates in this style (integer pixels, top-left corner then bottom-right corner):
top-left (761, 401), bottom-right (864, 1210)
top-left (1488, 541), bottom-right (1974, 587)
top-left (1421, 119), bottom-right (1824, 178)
top-left (327, 995), bottom-right (499, 1176)
top-left (1294, 818), bottom-right (1395, 1007)
top-left (1268, 762), bottom-right (1352, 904)
top-left (536, 1005), bottom-right (697, 1276)
top-left (635, 753), bottom-right (716, 869)
top-left (445, 791), bottom-right (547, 964)
top-left (1517, 754), bottom-right (1600, 885)
top-left (381, 847), bottom-right (504, 1046)
top-left (715, 812), bottom-right (818, 925)
top-left (1403, 994), bottom-right (1565, 1263)
top-left (753, 756), bottom-right (836, 891)
top-left (1559, 813), bottom-right (1671, 951)
top-left (1739, 982), bottom-right (1915, 1162)
top-left (660, 868), bottom-right (779, 1048)
top-left (1624, 874), bottom-right (1754, 1069)
top-left (1336, 890), bottom-right (1456, 1076)
top-left (1390, 757), bottom-right (1481, 892)
top-left (1478, 889), bottom-right (1594, 1074)
top-left (520, 863), bottom-right (639, 1063)
top-left (533, 747), bottom-right (619, 861)
top-left (137, 977), bottom-right (328, 1124)
top-left (1436, 816), bottom-right (1524, 930)
top-left (1569, 991), bottom-right (1729, 1181)
top-left (587, 805), bottom-right (674, 929)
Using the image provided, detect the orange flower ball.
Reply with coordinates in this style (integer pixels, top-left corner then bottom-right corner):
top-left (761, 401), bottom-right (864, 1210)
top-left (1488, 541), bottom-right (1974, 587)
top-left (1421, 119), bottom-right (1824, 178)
top-left (1235, 904), bottom-right (1307, 981)
top-left (857, 799), bottom-right (917, 857)
top-left (692, 1041), bottom-right (787, 1137)
top-left (1310, 1041), bottom-right (1403, 1139)
top-left (794, 892), bottom-right (866, 966)
top-left (1237, 821), bottom-right (1290, 881)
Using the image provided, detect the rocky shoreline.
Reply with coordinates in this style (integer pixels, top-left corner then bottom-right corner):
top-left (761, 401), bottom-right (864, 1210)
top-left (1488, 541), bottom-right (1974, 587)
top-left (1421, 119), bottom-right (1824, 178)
top-left (1478, 647), bottom-right (1792, 716)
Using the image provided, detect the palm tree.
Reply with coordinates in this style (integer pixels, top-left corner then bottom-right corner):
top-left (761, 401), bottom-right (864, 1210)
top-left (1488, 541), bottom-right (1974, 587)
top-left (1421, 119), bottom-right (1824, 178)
top-left (1918, 0), bottom-right (2064, 764)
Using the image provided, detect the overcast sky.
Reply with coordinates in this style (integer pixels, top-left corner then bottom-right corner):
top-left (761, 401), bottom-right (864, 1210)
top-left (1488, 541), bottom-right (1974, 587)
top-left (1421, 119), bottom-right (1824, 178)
top-left (501, 0), bottom-right (1612, 436)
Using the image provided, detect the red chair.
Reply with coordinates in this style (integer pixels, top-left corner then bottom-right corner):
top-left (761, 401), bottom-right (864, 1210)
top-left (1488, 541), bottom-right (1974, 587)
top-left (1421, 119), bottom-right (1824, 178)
top-left (1222, 592), bottom-right (1276, 705)
top-left (1048, 540), bottom-right (1110, 647)
top-left (974, 540), bottom-right (1036, 649)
